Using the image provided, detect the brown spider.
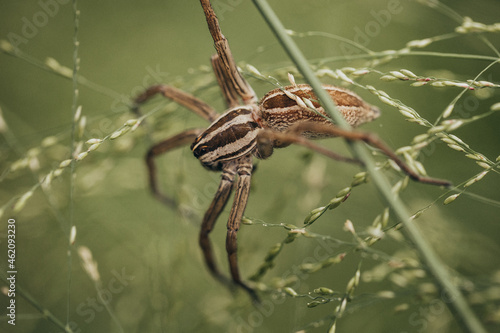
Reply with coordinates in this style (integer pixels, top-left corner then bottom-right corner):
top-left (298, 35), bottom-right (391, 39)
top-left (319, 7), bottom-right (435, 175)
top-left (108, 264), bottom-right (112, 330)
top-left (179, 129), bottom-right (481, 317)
top-left (133, 0), bottom-right (450, 302)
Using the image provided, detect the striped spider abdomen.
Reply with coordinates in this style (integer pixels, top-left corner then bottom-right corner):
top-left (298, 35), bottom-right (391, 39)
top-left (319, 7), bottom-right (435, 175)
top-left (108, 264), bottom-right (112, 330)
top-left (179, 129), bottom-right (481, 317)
top-left (259, 84), bottom-right (381, 137)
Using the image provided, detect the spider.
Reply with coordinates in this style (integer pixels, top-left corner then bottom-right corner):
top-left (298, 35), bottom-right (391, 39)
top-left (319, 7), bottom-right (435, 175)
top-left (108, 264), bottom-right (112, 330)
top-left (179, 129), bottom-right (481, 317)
top-left (133, 0), bottom-right (450, 302)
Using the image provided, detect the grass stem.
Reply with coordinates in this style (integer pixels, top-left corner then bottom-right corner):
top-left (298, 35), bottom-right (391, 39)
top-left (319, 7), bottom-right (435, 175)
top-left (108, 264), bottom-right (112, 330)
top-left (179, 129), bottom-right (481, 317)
top-left (251, 1), bottom-right (487, 332)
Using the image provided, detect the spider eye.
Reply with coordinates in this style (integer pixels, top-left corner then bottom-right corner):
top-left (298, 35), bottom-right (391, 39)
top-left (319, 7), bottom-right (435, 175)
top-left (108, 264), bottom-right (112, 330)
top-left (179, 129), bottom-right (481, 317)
top-left (193, 144), bottom-right (209, 158)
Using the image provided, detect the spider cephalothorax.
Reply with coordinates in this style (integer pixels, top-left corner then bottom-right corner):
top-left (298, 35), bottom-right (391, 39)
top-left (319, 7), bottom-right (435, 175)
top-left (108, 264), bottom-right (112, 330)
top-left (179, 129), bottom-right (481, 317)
top-left (191, 106), bottom-right (260, 170)
top-left (133, 0), bottom-right (450, 302)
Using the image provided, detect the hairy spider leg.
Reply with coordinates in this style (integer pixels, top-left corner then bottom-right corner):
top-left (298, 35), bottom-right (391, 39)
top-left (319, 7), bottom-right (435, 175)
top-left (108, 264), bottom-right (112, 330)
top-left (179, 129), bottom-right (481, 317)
top-left (145, 129), bottom-right (205, 207)
top-left (259, 122), bottom-right (452, 187)
top-left (200, 0), bottom-right (257, 105)
top-left (133, 84), bottom-right (218, 122)
top-left (225, 155), bottom-right (259, 302)
top-left (211, 55), bottom-right (241, 109)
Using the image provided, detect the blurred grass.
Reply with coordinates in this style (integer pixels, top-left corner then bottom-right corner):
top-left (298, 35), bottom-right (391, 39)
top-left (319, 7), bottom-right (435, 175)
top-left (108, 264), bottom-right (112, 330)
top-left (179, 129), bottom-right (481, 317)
top-left (1, 0), bottom-right (500, 332)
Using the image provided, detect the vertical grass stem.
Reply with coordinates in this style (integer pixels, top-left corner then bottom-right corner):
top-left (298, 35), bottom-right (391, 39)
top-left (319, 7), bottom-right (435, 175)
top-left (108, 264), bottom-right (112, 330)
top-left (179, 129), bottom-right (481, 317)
top-left (251, 1), bottom-right (487, 332)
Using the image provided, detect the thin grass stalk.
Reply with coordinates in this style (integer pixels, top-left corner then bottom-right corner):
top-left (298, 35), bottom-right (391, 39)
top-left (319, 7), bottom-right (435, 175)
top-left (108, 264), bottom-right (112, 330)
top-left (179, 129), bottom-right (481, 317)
top-left (251, 1), bottom-right (486, 332)
top-left (67, 0), bottom-right (79, 327)
top-left (0, 273), bottom-right (74, 333)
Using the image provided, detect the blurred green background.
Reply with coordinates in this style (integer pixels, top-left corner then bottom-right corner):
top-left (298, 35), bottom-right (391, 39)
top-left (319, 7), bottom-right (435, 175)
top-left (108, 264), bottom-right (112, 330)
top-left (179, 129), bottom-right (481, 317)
top-left (1, 0), bottom-right (500, 332)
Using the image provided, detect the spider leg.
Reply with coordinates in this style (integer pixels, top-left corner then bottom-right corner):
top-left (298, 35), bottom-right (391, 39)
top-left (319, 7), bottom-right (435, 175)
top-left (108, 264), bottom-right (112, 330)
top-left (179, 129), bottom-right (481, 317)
top-left (261, 122), bottom-right (452, 187)
top-left (133, 84), bottom-right (218, 122)
top-left (256, 127), bottom-right (363, 165)
top-left (199, 162), bottom-right (237, 286)
top-left (211, 55), bottom-right (240, 109)
top-left (200, 0), bottom-right (257, 105)
top-left (332, 127), bottom-right (452, 187)
top-left (146, 128), bottom-right (205, 207)
top-left (225, 156), bottom-right (259, 302)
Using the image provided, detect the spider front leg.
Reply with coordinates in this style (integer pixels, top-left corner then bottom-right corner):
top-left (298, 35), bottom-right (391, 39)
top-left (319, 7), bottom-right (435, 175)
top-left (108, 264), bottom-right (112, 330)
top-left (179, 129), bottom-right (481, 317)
top-left (225, 155), bottom-right (259, 302)
top-left (199, 163), bottom-right (237, 286)
top-left (198, 158), bottom-right (258, 302)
